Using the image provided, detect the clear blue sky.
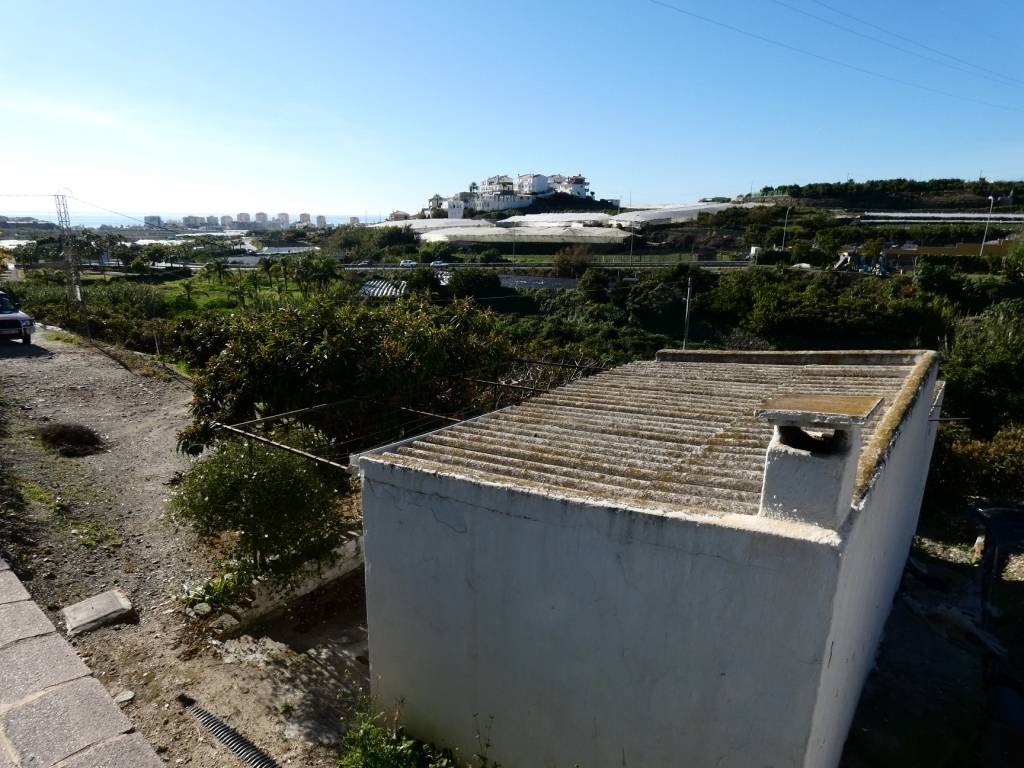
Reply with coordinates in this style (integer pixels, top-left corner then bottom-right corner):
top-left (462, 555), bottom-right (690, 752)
top-left (3, 0), bottom-right (1021, 218)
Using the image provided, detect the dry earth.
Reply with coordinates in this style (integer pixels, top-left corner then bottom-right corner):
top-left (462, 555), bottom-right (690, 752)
top-left (0, 331), bottom-right (368, 767)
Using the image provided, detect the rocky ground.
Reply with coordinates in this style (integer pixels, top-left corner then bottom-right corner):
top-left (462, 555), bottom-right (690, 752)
top-left (0, 331), bottom-right (368, 767)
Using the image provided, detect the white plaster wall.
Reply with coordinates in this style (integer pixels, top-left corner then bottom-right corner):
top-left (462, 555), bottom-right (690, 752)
top-left (804, 367), bottom-right (941, 768)
top-left (361, 463), bottom-right (843, 768)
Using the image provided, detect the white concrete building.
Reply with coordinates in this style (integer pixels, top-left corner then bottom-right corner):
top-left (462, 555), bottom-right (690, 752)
top-left (220, 215), bottom-right (234, 228)
top-left (479, 174), bottom-right (514, 196)
top-left (359, 349), bottom-right (943, 768)
top-left (516, 173), bottom-right (550, 195)
top-left (316, 215), bottom-right (327, 227)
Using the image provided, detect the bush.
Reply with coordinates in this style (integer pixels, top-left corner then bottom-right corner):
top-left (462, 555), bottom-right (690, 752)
top-left (553, 244), bottom-right (592, 277)
top-left (925, 423), bottom-right (1024, 512)
top-left (448, 268), bottom-right (500, 299)
top-left (37, 423), bottom-right (103, 457)
top-left (171, 435), bottom-right (349, 579)
top-left (943, 299), bottom-right (1024, 435)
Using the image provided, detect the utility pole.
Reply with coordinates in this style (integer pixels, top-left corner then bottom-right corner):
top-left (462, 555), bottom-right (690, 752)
top-left (980, 195), bottom-right (995, 260)
top-left (55, 194), bottom-right (82, 303)
top-left (682, 276), bottom-right (693, 350)
top-left (55, 193), bottom-right (90, 339)
top-left (780, 206), bottom-right (791, 252)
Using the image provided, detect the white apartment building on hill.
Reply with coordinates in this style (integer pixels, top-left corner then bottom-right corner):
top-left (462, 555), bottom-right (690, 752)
top-left (428, 172), bottom-right (592, 218)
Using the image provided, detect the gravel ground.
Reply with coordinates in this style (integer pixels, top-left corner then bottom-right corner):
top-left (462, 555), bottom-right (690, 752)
top-left (0, 331), bottom-right (367, 767)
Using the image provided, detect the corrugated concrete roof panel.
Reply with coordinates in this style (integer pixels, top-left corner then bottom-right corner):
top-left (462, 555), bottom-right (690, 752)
top-left (365, 351), bottom-right (933, 520)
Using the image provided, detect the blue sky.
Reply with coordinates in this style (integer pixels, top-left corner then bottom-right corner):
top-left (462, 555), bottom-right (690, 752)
top-left (3, 0), bottom-right (1022, 218)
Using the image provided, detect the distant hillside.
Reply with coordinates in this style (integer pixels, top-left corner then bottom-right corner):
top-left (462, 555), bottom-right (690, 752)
top-left (755, 178), bottom-right (1021, 212)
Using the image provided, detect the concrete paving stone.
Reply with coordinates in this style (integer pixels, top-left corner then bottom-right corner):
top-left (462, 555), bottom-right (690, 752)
top-left (61, 589), bottom-right (134, 636)
top-left (2, 677), bottom-right (132, 767)
top-left (52, 732), bottom-right (162, 768)
top-left (0, 571), bottom-right (30, 605)
top-left (0, 601), bottom-right (55, 648)
top-left (0, 634), bottom-right (90, 709)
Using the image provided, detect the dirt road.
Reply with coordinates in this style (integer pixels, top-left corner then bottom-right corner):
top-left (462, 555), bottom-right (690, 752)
top-left (0, 331), bottom-right (367, 767)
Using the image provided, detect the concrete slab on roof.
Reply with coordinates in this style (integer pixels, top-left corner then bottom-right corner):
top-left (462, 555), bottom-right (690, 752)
top-left (362, 349), bottom-right (935, 525)
top-left (756, 394), bottom-right (882, 427)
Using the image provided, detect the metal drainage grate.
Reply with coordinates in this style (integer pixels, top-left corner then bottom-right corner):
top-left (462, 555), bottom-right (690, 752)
top-left (177, 693), bottom-right (279, 768)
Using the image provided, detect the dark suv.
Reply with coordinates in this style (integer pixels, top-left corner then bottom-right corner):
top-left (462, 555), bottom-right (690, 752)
top-left (0, 292), bottom-right (34, 345)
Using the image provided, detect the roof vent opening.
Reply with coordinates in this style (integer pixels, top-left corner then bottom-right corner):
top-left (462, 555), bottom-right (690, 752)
top-left (755, 395), bottom-right (881, 529)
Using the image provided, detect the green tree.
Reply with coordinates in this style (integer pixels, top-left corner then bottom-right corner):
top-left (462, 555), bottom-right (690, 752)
top-left (448, 268), bottom-right (500, 298)
top-left (577, 267), bottom-right (610, 303)
top-left (171, 435), bottom-right (348, 578)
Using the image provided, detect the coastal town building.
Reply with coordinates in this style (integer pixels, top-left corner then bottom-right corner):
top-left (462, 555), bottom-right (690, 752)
top-left (255, 212), bottom-right (268, 223)
top-left (316, 215), bottom-right (327, 227)
top-left (359, 349), bottom-right (943, 768)
top-left (143, 215), bottom-right (162, 228)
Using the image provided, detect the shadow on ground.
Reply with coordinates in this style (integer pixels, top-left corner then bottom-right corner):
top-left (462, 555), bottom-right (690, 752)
top-left (841, 523), bottom-right (1024, 768)
top-left (0, 338), bottom-right (53, 359)
top-left (247, 569), bottom-right (370, 748)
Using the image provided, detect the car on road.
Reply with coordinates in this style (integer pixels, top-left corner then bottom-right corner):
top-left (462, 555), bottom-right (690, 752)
top-left (355, 260), bottom-right (375, 267)
top-left (0, 292), bottom-right (34, 345)
top-left (429, 260), bottom-right (450, 268)
top-left (399, 260), bottom-right (418, 268)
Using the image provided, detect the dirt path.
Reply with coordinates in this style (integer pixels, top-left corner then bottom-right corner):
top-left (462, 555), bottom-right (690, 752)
top-left (0, 331), bottom-right (367, 767)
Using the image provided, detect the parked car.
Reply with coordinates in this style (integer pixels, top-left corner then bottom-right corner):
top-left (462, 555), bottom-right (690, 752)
top-left (399, 260), bottom-right (418, 268)
top-left (0, 292), bottom-right (34, 345)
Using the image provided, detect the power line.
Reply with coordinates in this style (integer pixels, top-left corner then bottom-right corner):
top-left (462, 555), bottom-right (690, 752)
top-left (643, 0), bottom-right (1022, 114)
top-left (807, 0), bottom-right (1024, 88)
top-left (68, 195), bottom-right (181, 233)
top-left (769, 0), bottom-right (1024, 91)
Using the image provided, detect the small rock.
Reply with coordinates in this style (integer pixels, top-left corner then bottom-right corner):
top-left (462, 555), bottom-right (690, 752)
top-left (113, 689), bottom-right (135, 705)
top-left (192, 602), bottom-right (212, 617)
top-left (210, 614), bottom-right (240, 632)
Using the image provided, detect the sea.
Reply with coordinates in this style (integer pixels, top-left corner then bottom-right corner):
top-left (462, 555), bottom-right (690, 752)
top-left (1, 211), bottom-right (384, 228)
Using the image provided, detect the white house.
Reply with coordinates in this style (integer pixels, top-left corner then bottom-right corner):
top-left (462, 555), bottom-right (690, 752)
top-left (358, 349), bottom-right (943, 768)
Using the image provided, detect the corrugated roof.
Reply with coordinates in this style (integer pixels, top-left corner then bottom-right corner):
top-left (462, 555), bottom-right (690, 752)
top-left (420, 225), bottom-right (630, 245)
top-left (364, 351), bottom-right (933, 521)
top-left (360, 278), bottom-right (408, 298)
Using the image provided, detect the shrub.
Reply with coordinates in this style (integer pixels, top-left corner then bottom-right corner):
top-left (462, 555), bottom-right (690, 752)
top-left (553, 244), bottom-right (592, 277)
top-left (925, 423), bottom-right (1024, 512)
top-left (447, 268), bottom-right (500, 299)
top-left (943, 299), bottom-right (1024, 435)
top-left (171, 435), bottom-right (349, 579)
top-left (37, 423), bottom-right (104, 457)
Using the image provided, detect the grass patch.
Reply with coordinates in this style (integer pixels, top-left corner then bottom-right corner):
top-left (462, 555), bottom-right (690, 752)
top-left (45, 329), bottom-right (82, 345)
top-left (339, 706), bottom-right (498, 768)
top-left (37, 423), bottom-right (104, 457)
top-left (67, 519), bottom-right (122, 548)
top-left (13, 476), bottom-right (56, 506)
